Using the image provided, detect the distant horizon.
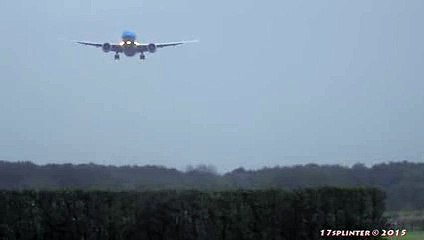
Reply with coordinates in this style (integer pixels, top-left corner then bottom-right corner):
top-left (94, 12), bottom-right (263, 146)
top-left (1, 158), bottom-right (422, 174)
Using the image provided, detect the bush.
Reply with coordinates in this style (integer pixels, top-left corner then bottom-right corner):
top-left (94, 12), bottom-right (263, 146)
top-left (0, 188), bottom-right (386, 240)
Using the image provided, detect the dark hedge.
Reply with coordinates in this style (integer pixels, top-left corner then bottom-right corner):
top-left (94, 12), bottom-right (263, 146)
top-left (0, 188), bottom-right (386, 240)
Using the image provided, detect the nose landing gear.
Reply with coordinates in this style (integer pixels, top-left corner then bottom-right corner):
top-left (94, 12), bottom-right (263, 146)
top-left (140, 54), bottom-right (145, 60)
top-left (114, 53), bottom-right (120, 60)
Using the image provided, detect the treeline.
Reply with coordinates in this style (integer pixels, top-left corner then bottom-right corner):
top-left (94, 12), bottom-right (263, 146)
top-left (0, 160), bottom-right (423, 210)
top-left (0, 188), bottom-right (386, 240)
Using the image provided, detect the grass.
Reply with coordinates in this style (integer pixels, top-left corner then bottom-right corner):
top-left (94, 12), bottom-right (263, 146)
top-left (387, 231), bottom-right (424, 240)
top-left (385, 210), bottom-right (424, 239)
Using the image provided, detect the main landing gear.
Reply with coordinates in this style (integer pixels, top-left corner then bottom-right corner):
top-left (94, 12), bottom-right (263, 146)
top-left (113, 53), bottom-right (145, 61)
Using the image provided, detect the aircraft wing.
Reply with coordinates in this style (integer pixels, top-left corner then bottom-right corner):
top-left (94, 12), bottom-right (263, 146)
top-left (155, 40), bottom-right (198, 48)
top-left (76, 41), bottom-right (122, 52)
top-left (137, 40), bottom-right (198, 52)
top-left (76, 41), bottom-right (102, 47)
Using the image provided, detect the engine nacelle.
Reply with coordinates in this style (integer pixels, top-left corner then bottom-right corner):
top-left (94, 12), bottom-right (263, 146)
top-left (102, 43), bottom-right (111, 53)
top-left (147, 43), bottom-right (157, 53)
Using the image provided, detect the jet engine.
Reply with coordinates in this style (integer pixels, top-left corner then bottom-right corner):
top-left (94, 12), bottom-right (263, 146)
top-left (147, 43), bottom-right (157, 53)
top-left (102, 43), bottom-right (111, 52)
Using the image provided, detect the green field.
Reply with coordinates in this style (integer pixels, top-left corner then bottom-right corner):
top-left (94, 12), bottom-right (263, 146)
top-left (388, 231), bottom-right (424, 240)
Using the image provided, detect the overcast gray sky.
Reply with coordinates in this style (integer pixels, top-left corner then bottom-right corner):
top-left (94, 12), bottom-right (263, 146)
top-left (0, 0), bottom-right (423, 172)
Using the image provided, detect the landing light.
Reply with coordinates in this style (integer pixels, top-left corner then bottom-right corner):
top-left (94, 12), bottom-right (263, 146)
top-left (126, 41), bottom-right (132, 44)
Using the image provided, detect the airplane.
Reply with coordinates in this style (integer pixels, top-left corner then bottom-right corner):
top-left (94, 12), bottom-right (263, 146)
top-left (76, 31), bottom-right (197, 60)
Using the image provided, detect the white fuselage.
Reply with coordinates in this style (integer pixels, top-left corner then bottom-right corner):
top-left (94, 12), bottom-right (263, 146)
top-left (120, 40), bottom-right (141, 57)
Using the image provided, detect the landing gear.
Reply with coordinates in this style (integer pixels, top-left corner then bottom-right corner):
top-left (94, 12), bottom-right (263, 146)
top-left (114, 53), bottom-right (120, 60)
top-left (139, 54), bottom-right (145, 60)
